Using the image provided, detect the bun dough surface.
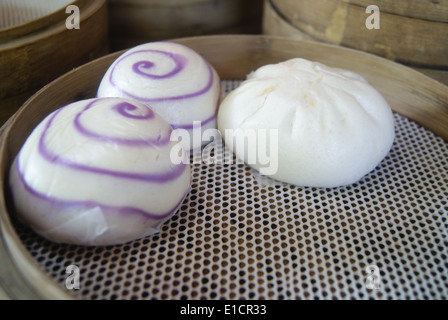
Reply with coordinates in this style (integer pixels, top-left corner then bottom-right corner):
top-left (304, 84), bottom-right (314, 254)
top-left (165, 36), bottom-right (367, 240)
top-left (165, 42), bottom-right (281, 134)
top-left (9, 98), bottom-right (191, 246)
top-left (97, 41), bottom-right (221, 151)
top-left (218, 58), bottom-right (395, 188)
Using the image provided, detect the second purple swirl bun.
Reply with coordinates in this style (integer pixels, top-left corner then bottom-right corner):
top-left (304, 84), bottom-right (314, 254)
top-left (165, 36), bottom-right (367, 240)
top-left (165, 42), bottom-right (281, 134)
top-left (97, 41), bottom-right (221, 151)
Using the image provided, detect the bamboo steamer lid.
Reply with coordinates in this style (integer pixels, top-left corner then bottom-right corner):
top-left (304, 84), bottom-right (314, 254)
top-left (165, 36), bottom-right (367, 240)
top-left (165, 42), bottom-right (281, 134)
top-left (0, 0), bottom-right (109, 125)
top-left (263, 0), bottom-right (448, 85)
top-left (108, 0), bottom-right (264, 51)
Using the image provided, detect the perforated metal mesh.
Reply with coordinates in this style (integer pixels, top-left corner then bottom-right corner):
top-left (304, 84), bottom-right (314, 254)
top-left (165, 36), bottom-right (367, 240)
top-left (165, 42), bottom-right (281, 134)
top-left (13, 80), bottom-right (448, 300)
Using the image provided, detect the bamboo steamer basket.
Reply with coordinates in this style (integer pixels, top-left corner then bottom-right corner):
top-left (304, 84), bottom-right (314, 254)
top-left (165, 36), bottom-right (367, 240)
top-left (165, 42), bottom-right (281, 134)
top-left (0, 0), bottom-right (109, 125)
top-left (108, 0), bottom-right (264, 50)
top-left (0, 35), bottom-right (447, 300)
top-left (263, 0), bottom-right (448, 85)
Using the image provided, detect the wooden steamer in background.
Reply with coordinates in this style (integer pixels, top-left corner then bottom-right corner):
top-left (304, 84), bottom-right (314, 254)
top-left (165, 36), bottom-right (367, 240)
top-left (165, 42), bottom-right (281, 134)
top-left (107, 0), bottom-right (264, 51)
top-left (263, 0), bottom-right (448, 85)
top-left (0, 0), bottom-right (109, 125)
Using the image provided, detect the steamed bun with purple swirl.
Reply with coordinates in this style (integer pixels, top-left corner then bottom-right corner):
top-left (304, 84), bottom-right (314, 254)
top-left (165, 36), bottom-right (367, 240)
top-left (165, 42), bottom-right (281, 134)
top-left (97, 41), bottom-right (221, 151)
top-left (9, 98), bottom-right (191, 246)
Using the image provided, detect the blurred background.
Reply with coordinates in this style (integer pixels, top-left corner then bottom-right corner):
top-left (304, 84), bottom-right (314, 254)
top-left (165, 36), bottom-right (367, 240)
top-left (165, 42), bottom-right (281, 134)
top-left (0, 0), bottom-right (446, 125)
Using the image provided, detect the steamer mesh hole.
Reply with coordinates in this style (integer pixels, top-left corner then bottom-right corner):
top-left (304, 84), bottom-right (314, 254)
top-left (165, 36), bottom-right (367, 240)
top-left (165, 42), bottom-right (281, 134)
top-left (12, 80), bottom-right (448, 300)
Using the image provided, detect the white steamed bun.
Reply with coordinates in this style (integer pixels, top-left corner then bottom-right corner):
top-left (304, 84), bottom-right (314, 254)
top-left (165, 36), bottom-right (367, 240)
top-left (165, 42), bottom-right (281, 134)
top-left (218, 58), bottom-right (395, 188)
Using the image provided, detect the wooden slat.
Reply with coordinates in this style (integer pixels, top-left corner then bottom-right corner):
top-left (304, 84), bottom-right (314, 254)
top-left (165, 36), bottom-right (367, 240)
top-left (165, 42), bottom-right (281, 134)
top-left (269, 0), bottom-right (448, 68)
top-left (347, 0), bottom-right (448, 22)
top-left (262, 0), bottom-right (316, 42)
top-left (108, 0), bottom-right (263, 50)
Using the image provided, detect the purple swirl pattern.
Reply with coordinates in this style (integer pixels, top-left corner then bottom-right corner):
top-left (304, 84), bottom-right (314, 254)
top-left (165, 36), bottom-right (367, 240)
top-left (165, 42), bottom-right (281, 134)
top-left (14, 98), bottom-right (189, 220)
top-left (98, 42), bottom-right (220, 133)
top-left (108, 49), bottom-right (214, 103)
top-left (13, 159), bottom-right (188, 221)
top-left (73, 100), bottom-right (168, 147)
top-left (131, 52), bottom-right (184, 80)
